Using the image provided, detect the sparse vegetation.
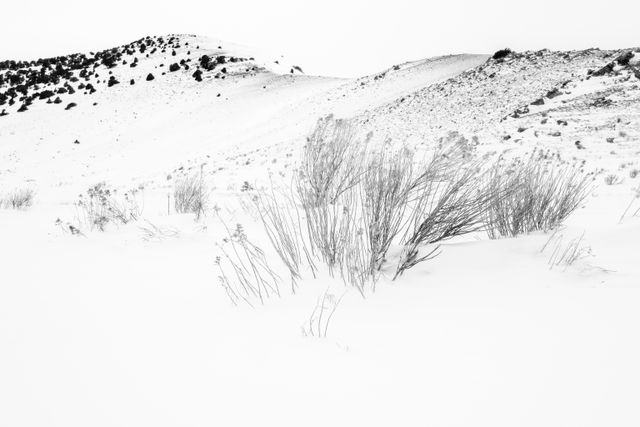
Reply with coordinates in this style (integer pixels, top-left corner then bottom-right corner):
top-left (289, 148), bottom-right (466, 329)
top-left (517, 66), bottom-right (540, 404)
top-left (215, 222), bottom-right (280, 307)
top-left (542, 229), bottom-right (592, 271)
top-left (484, 152), bottom-right (592, 239)
top-left (252, 187), bottom-right (317, 291)
top-left (174, 172), bottom-right (207, 219)
top-left (219, 118), bottom-right (595, 303)
top-left (604, 174), bottom-right (622, 185)
top-left (75, 183), bottom-right (142, 231)
top-left (619, 186), bottom-right (640, 222)
top-left (302, 289), bottom-right (345, 338)
top-left (1, 187), bottom-right (34, 209)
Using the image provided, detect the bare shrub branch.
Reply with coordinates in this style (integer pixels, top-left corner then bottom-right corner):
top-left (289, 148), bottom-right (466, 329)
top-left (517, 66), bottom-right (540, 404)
top-left (252, 184), bottom-right (317, 292)
top-left (215, 219), bottom-right (281, 306)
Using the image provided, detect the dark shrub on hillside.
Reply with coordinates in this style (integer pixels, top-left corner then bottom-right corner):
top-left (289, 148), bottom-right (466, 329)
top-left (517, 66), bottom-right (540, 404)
top-left (199, 55), bottom-right (213, 70)
top-left (65, 102), bottom-right (77, 110)
top-left (108, 76), bottom-right (119, 87)
top-left (492, 48), bottom-right (512, 60)
top-left (193, 69), bottom-right (203, 82)
top-left (146, 73), bottom-right (155, 81)
top-left (169, 63), bottom-right (180, 72)
top-left (39, 90), bottom-right (55, 99)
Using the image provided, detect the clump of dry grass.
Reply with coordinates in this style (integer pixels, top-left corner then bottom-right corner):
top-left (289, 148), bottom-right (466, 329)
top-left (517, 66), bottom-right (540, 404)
top-left (484, 151), bottom-right (592, 239)
top-left (542, 230), bottom-right (592, 271)
top-left (1, 188), bottom-right (35, 209)
top-left (604, 174), bottom-right (622, 185)
top-left (75, 183), bottom-right (142, 231)
top-left (174, 172), bottom-right (207, 219)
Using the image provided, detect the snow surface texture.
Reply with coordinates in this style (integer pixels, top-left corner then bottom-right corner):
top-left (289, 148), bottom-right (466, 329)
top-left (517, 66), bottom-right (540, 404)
top-left (2, 35), bottom-right (640, 426)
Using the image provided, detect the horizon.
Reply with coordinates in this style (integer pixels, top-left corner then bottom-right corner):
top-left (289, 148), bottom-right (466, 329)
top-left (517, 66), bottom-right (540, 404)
top-left (1, 0), bottom-right (638, 78)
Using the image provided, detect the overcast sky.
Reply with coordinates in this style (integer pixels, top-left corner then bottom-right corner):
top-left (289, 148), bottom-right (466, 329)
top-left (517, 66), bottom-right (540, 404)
top-left (1, 0), bottom-right (637, 77)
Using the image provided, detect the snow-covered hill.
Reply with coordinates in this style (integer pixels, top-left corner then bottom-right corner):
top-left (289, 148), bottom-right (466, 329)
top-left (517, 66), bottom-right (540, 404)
top-left (2, 35), bottom-right (640, 427)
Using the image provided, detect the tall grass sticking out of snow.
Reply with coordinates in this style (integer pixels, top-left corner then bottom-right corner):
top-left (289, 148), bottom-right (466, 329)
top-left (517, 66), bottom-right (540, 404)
top-left (174, 172), bottom-right (207, 219)
top-left (237, 119), bottom-right (594, 300)
top-left (252, 186), bottom-right (317, 292)
top-left (75, 183), bottom-right (142, 231)
top-left (484, 151), bottom-right (592, 239)
top-left (1, 188), bottom-right (35, 209)
top-left (215, 221), bottom-right (280, 307)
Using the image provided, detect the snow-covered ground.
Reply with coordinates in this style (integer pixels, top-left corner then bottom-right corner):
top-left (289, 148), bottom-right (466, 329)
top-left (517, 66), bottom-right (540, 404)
top-left (2, 35), bottom-right (640, 426)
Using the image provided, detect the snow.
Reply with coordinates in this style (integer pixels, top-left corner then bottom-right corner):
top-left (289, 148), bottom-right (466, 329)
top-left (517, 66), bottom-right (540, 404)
top-left (2, 36), bottom-right (640, 426)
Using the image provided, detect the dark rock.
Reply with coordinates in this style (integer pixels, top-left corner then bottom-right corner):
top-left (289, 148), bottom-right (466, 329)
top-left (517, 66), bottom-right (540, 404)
top-left (146, 73), bottom-right (155, 81)
top-left (65, 102), bottom-right (77, 110)
top-left (616, 51), bottom-right (634, 66)
top-left (546, 88), bottom-right (561, 98)
top-left (592, 62), bottom-right (614, 77)
top-left (169, 63), bottom-right (180, 72)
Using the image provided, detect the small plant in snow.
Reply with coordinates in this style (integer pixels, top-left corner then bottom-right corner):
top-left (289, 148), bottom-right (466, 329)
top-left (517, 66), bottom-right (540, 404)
top-left (484, 151), bottom-right (592, 239)
top-left (1, 188), bottom-right (34, 209)
top-left (543, 230), bottom-right (592, 271)
top-left (302, 289), bottom-right (345, 338)
top-left (215, 219), bottom-right (281, 307)
top-left (604, 174), bottom-right (622, 185)
top-left (174, 172), bottom-right (208, 219)
top-left (619, 186), bottom-right (640, 223)
top-left (75, 183), bottom-right (142, 231)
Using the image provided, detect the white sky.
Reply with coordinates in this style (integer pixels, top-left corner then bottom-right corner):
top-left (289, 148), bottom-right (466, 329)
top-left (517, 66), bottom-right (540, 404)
top-left (1, 0), bottom-right (638, 77)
